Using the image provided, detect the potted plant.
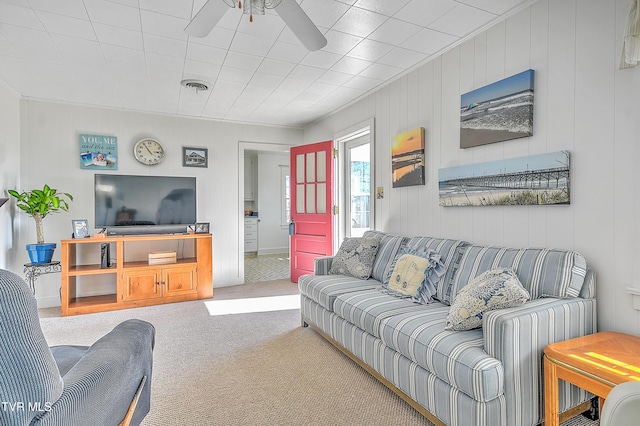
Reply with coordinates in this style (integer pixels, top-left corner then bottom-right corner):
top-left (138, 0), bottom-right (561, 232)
top-left (8, 184), bottom-right (73, 264)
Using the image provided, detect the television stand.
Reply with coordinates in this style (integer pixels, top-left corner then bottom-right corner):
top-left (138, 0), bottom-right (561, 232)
top-left (60, 233), bottom-right (212, 316)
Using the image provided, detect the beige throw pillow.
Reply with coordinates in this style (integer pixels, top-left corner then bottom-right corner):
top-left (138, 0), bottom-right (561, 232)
top-left (386, 253), bottom-right (433, 300)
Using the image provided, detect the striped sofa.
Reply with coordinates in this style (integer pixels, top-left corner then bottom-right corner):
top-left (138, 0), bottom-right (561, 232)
top-left (298, 231), bottom-right (597, 426)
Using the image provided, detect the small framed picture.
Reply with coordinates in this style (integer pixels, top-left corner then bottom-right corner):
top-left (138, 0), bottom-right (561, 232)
top-left (183, 147), bottom-right (208, 168)
top-left (195, 222), bottom-right (210, 234)
top-left (72, 219), bottom-right (89, 238)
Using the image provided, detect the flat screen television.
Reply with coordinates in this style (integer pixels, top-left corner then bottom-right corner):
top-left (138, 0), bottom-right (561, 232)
top-left (95, 174), bottom-right (196, 235)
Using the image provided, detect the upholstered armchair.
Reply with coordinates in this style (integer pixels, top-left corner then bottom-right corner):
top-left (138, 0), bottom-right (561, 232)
top-left (600, 381), bottom-right (640, 426)
top-left (0, 269), bottom-right (155, 426)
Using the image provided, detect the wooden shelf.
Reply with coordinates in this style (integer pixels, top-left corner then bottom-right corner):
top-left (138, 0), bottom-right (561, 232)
top-left (68, 264), bottom-right (117, 275)
top-left (123, 257), bottom-right (198, 269)
top-left (69, 294), bottom-right (118, 308)
top-left (61, 233), bottom-right (212, 316)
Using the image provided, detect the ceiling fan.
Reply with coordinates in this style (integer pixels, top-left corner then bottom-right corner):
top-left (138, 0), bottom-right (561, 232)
top-left (185, 0), bottom-right (327, 51)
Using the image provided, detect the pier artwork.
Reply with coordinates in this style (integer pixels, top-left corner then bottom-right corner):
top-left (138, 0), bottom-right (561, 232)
top-left (439, 151), bottom-right (570, 207)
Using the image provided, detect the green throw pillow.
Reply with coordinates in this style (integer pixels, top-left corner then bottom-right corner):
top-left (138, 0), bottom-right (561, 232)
top-left (329, 237), bottom-right (380, 280)
top-left (445, 268), bottom-right (530, 331)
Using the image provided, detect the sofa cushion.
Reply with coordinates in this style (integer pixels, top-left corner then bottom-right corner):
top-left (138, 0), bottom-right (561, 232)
top-left (378, 307), bottom-right (504, 403)
top-left (329, 237), bottom-right (380, 279)
top-left (443, 246), bottom-right (588, 302)
top-left (405, 236), bottom-right (469, 304)
top-left (381, 248), bottom-right (445, 304)
top-left (333, 289), bottom-right (427, 337)
top-left (445, 268), bottom-right (530, 331)
top-left (363, 230), bottom-right (408, 282)
top-left (384, 250), bottom-right (434, 300)
top-left (298, 274), bottom-right (380, 311)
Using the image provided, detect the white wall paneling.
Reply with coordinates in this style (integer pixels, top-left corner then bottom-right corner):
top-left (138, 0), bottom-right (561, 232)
top-left (4, 100), bottom-right (302, 303)
top-left (0, 82), bottom-right (21, 269)
top-left (304, 0), bottom-right (640, 334)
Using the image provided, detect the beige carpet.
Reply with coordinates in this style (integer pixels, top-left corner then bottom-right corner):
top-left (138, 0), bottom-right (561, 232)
top-left (38, 280), bottom-right (597, 426)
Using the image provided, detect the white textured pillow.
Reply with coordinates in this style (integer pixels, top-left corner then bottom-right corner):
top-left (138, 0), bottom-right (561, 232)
top-left (445, 268), bottom-right (530, 331)
top-left (329, 237), bottom-right (380, 280)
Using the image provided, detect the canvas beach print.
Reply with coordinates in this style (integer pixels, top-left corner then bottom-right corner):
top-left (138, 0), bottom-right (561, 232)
top-left (460, 69), bottom-right (535, 149)
top-left (79, 134), bottom-right (118, 170)
top-left (391, 127), bottom-right (425, 188)
top-left (439, 150), bottom-right (570, 207)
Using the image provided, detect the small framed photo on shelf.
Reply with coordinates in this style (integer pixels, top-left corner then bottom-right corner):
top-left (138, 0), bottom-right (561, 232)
top-left (72, 219), bottom-right (89, 238)
top-left (183, 146), bottom-right (208, 168)
top-left (195, 222), bottom-right (210, 234)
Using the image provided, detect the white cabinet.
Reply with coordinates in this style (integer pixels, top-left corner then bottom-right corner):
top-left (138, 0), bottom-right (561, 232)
top-left (244, 156), bottom-right (256, 201)
top-left (244, 217), bottom-right (258, 253)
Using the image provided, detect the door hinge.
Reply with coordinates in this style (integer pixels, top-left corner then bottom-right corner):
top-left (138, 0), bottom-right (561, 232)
top-left (332, 148), bottom-right (338, 159)
top-left (333, 205), bottom-right (339, 215)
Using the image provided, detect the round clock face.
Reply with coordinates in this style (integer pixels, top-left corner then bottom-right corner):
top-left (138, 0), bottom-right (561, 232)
top-left (134, 138), bottom-right (165, 165)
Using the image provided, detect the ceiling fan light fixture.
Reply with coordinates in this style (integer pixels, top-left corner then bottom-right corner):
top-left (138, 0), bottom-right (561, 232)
top-left (228, 0), bottom-right (283, 21)
top-left (186, 0), bottom-right (326, 51)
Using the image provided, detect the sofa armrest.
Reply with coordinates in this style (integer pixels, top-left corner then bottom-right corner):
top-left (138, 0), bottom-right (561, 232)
top-left (314, 256), bottom-right (334, 275)
top-left (36, 319), bottom-right (155, 426)
top-left (483, 297), bottom-right (597, 425)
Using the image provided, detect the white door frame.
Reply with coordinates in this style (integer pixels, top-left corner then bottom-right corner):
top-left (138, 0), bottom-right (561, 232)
top-left (334, 117), bottom-right (375, 250)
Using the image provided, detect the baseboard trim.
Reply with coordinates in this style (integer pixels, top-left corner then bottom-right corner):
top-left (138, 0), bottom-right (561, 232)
top-left (256, 248), bottom-right (289, 256)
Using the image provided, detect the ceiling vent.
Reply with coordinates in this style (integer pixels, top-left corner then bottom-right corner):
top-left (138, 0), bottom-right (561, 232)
top-left (181, 79), bottom-right (210, 93)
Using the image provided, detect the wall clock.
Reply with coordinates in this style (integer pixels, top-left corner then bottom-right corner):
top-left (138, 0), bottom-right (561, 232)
top-left (134, 138), bottom-right (165, 165)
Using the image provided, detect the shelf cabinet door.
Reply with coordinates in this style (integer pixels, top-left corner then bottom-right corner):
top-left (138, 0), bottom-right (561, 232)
top-left (123, 270), bottom-right (163, 301)
top-left (163, 266), bottom-right (197, 297)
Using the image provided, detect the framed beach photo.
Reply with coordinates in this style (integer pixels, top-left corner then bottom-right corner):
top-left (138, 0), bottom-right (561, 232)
top-left (183, 147), bottom-right (208, 168)
top-left (195, 222), bottom-right (210, 234)
top-left (460, 69), bottom-right (535, 149)
top-left (391, 127), bottom-right (425, 188)
top-left (438, 150), bottom-right (570, 207)
top-left (72, 219), bottom-right (89, 238)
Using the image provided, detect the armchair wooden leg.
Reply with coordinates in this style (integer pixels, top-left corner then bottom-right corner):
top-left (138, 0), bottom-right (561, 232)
top-left (119, 375), bottom-right (147, 426)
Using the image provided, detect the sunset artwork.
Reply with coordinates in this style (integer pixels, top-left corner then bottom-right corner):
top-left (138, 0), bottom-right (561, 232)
top-left (391, 127), bottom-right (425, 188)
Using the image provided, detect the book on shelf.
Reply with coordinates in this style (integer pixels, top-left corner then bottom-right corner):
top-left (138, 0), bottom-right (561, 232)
top-left (148, 250), bottom-right (177, 265)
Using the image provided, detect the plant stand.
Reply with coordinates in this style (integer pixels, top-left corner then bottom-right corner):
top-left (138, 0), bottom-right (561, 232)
top-left (23, 261), bottom-right (61, 295)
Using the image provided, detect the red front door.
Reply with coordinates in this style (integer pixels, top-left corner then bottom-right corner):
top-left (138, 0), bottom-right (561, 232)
top-left (289, 140), bottom-right (335, 282)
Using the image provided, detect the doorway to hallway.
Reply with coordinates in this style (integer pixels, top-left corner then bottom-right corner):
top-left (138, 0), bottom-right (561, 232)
top-left (239, 142), bottom-right (292, 284)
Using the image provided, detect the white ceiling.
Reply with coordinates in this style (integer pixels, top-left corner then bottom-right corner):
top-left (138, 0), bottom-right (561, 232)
top-left (0, 0), bottom-right (533, 128)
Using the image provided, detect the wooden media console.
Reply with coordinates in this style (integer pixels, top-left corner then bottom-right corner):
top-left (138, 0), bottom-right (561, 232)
top-left (60, 233), bottom-right (212, 316)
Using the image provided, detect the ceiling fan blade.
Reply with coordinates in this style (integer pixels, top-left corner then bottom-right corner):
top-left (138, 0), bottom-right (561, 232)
top-left (185, 0), bottom-right (230, 38)
top-left (275, 0), bottom-right (327, 51)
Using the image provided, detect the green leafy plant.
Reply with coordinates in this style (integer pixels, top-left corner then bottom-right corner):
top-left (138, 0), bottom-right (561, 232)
top-left (8, 185), bottom-right (73, 244)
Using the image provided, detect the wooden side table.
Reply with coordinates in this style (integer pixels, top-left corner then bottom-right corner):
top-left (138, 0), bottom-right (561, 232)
top-left (544, 331), bottom-right (640, 426)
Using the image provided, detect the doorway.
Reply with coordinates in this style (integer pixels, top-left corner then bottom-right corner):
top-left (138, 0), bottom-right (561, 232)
top-left (336, 119), bottom-right (374, 245)
top-left (344, 137), bottom-right (371, 238)
top-left (239, 143), bottom-right (292, 284)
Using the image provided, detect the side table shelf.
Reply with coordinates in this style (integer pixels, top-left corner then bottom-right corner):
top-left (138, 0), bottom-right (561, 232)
top-left (61, 233), bottom-right (212, 316)
top-left (24, 261), bottom-right (62, 294)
